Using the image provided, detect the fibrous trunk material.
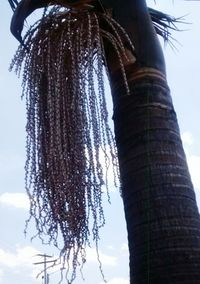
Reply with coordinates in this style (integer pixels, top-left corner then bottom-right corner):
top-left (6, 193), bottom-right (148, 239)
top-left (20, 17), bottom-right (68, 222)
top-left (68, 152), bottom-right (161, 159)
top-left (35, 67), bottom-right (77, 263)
top-left (111, 66), bottom-right (200, 284)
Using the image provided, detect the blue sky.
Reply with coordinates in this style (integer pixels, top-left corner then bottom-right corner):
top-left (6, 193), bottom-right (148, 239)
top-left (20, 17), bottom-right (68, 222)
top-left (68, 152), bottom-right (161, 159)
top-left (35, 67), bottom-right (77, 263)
top-left (0, 1), bottom-right (200, 283)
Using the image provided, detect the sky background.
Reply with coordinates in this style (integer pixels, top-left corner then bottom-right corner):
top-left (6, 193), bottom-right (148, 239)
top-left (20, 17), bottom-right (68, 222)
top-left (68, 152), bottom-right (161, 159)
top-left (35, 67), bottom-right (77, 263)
top-left (0, 1), bottom-right (200, 284)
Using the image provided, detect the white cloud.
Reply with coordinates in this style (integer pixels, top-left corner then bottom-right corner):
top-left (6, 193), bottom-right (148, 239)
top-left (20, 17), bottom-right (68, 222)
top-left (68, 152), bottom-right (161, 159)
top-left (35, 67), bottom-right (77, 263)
top-left (180, 134), bottom-right (200, 206)
top-left (0, 269), bottom-right (3, 283)
top-left (0, 246), bottom-right (40, 268)
top-left (0, 192), bottom-right (29, 210)
top-left (181, 131), bottom-right (194, 146)
top-left (0, 246), bottom-right (117, 283)
top-left (86, 248), bottom-right (117, 267)
top-left (0, 246), bottom-right (43, 282)
top-left (179, 132), bottom-right (200, 189)
top-left (121, 243), bottom-right (128, 252)
top-left (100, 277), bottom-right (129, 284)
top-left (187, 155), bottom-right (200, 190)
top-left (106, 245), bottom-right (114, 250)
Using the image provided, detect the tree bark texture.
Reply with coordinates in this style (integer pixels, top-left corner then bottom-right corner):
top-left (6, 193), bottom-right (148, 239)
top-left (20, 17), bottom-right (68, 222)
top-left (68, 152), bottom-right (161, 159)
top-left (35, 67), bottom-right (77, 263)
top-left (102, 0), bottom-right (166, 73)
top-left (110, 66), bottom-right (200, 284)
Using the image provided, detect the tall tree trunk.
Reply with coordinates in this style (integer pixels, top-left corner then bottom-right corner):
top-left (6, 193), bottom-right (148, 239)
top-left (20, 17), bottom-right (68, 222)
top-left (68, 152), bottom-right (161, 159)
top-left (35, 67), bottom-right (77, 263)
top-left (104, 0), bottom-right (166, 73)
top-left (111, 67), bottom-right (200, 284)
top-left (104, 0), bottom-right (200, 283)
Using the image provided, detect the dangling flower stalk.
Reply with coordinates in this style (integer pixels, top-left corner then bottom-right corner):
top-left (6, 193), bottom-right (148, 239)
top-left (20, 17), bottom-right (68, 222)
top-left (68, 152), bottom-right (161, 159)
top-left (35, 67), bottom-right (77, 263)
top-left (10, 6), bottom-right (135, 282)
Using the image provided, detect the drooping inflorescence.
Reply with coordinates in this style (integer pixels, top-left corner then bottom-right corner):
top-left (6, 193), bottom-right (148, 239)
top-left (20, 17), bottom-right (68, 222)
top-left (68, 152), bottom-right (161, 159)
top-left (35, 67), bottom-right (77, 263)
top-left (10, 6), bottom-right (135, 283)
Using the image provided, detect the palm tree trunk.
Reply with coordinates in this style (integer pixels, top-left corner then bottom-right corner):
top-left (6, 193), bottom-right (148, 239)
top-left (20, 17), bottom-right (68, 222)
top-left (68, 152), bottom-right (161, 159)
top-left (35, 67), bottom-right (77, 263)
top-left (110, 66), bottom-right (200, 284)
top-left (105, 0), bottom-right (200, 283)
top-left (105, 0), bottom-right (166, 73)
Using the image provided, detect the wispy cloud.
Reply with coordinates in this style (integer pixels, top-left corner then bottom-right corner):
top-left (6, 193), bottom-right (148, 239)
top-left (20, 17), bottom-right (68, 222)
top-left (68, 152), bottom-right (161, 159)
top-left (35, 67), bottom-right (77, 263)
top-left (0, 192), bottom-right (29, 209)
